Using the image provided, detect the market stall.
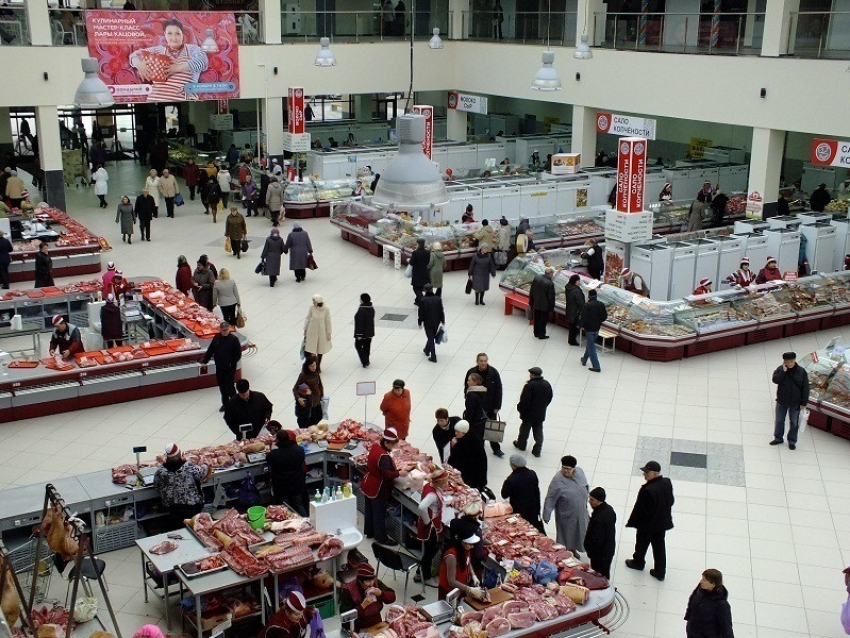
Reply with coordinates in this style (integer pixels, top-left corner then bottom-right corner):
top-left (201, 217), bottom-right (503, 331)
top-left (283, 177), bottom-right (359, 219)
top-left (801, 340), bottom-right (850, 441)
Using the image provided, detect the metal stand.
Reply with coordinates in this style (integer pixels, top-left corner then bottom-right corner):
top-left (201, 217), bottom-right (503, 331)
top-left (0, 539), bottom-right (36, 635)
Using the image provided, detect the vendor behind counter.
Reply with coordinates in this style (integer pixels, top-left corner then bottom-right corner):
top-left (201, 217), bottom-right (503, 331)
top-left (48, 315), bottom-right (83, 360)
top-left (339, 563), bottom-right (396, 631)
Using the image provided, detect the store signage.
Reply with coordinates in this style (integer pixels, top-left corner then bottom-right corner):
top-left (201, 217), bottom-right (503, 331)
top-left (282, 132), bottom-right (311, 153)
top-left (783, 271), bottom-right (798, 282)
top-left (605, 210), bottom-right (653, 243)
top-left (412, 105), bottom-right (434, 159)
top-left (596, 112), bottom-right (656, 140)
top-left (217, 99), bottom-right (228, 114)
top-left (616, 137), bottom-right (647, 213)
top-left (209, 114), bottom-right (233, 131)
top-left (84, 10), bottom-right (240, 103)
top-left (550, 153), bottom-right (580, 175)
top-left (356, 381), bottom-right (376, 396)
top-left (447, 91), bottom-right (488, 115)
top-left (689, 137), bottom-right (712, 159)
top-left (288, 87), bottom-right (305, 134)
top-left (746, 190), bottom-right (763, 213)
top-left (811, 138), bottom-right (850, 167)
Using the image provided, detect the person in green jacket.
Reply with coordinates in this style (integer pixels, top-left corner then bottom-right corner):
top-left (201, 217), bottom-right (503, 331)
top-left (428, 242), bottom-right (446, 297)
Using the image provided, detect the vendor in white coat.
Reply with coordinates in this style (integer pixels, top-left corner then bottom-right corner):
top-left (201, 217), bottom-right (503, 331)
top-left (93, 164), bottom-right (109, 209)
top-left (145, 169), bottom-right (161, 218)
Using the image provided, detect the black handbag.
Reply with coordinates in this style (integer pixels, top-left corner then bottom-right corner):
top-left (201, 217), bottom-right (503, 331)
top-left (255, 261), bottom-right (265, 275)
top-left (465, 279), bottom-right (473, 294)
top-left (241, 238), bottom-right (249, 252)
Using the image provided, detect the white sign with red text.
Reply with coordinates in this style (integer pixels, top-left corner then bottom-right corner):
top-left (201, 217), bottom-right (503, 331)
top-left (447, 91), bottom-right (488, 114)
top-left (616, 137), bottom-right (647, 214)
top-left (597, 112), bottom-right (656, 140)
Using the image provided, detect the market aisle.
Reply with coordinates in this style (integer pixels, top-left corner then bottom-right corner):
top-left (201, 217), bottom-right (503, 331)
top-left (3, 161), bottom-right (850, 638)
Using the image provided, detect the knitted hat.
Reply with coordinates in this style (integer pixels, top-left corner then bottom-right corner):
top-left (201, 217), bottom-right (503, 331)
top-left (164, 443), bottom-right (180, 457)
top-left (356, 564), bottom-right (376, 578)
top-left (509, 454), bottom-right (526, 468)
top-left (463, 503), bottom-right (482, 517)
top-left (589, 487), bottom-right (606, 502)
top-left (107, 261), bottom-right (116, 270)
top-left (766, 256), bottom-right (776, 265)
top-left (740, 257), bottom-right (750, 265)
top-left (52, 315), bottom-right (65, 326)
top-left (699, 278), bottom-right (712, 287)
top-left (219, 321), bottom-right (230, 330)
top-left (454, 420), bottom-right (470, 433)
top-left (270, 228), bottom-right (280, 235)
top-left (107, 293), bottom-right (115, 302)
top-left (621, 268), bottom-right (631, 277)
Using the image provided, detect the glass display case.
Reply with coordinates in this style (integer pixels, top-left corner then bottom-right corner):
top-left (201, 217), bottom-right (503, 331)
top-left (400, 225), bottom-right (456, 250)
top-left (500, 253), bottom-right (548, 293)
top-left (785, 275), bottom-right (835, 315)
top-left (167, 142), bottom-right (217, 168)
top-left (819, 271), bottom-right (850, 308)
top-left (621, 299), bottom-right (695, 338)
top-left (330, 200), bottom-right (385, 233)
top-left (675, 291), bottom-right (756, 334)
top-left (284, 178), bottom-right (358, 204)
top-left (595, 284), bottom-right (638, 326)
top-left (547, 213), bottom-right (604, 240)
top-left (732, 285), bottom-right (796, 321)
top-left (800, 344), bottom-right (847, 403)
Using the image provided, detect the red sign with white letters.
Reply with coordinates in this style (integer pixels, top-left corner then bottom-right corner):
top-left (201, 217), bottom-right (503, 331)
top-left (412, 105), bottom-right (434, 159)
top-left (616, 137), bottom-right (647, 213)
top-left (287, 87), bottom-right (305, 134)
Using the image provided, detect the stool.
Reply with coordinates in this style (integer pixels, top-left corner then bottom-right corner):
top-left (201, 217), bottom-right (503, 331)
top-left (382, 245), bottom-right (402, 269)
top-left (65, 557), bottom-right (108, 607)
top-left (579, 328), bottom-right (617, 354)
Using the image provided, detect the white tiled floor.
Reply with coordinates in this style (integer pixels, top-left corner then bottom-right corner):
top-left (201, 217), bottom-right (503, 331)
top-left (5, 161), bottom-right (850, 637)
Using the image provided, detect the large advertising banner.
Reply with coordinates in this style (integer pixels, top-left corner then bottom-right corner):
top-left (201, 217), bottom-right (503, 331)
top-left (616, 137), bottom-right (647, 214)
top-left (288, 87), bottom-right (305, 134)
top-left (412, 105), bottom-right (434, 159)
top-left (811, 138), bottom-right (850, 167)
top-left (85, 11), bottom-right (240, 103)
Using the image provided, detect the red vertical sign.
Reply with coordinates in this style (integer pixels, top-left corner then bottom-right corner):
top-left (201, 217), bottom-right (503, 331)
top-left (287, 87), bottom-right (305, 134)
top-left (616, 137), bottom-right (647, 213)
top-left (412, 105), bottom-right (434, 159)
top-left (217, 100), bottom-right (229, 114)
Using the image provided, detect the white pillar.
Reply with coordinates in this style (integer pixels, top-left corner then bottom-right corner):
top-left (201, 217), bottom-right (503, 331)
top-left (260, 0), bottom-right (282, 44)
top-left (354, 95), bottom-right (373, 123)
top-left (446, 109), bottom-right (466, 142)
top-left (265, 97), bottom-right (284, 157)
top-left (761, 0), bottom-right (800, 56)
top-left (448, 0), bottom-right (469, 39)
top-left (570, 105), bottom-right (597, 166)
top-left (746, 127), bottom-right (785, 218)
top-left (36, 106), bottom-right (66, 210)
top-left (576, 0), bottom-right (606, 46)
top-left (26, 0), bottom-right (51, 46)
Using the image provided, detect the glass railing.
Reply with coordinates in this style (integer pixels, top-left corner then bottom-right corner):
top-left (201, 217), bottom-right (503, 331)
top-left (48, 8), bottom-right (86, 45)
top-left (460, 10), bottom-right (577, 45)
top-left (788, 11), bottom-right (850, 58)
top-left (0, 6), bottom-right (29, 46)
top-left (234, 11), bottom-right (262, 44)
top-left (594, 11), bottom-right (764, 55)
top-left (280, 9), bottom-right (449, 42)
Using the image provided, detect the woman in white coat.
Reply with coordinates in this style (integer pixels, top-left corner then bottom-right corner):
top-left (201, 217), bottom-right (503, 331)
top-left (145, 169), bottom-right (161, 218)
top-left (217, 168), bottom-right (233, 209)
top-left (93, 164), bottom-right (109, 208)
top-left (303, 294), bottom-right (332, 372)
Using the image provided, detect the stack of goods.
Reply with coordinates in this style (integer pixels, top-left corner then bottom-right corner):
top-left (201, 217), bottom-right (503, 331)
top-left (688, 306), bottom-right (752, 331)
top-left (623, 320), bottom-right (694, 337)
top-left (354, 605), bottom-right (440, 638)
top-left (186, 510), bottom-right (266, 551)
top-left (484, 514), bottom-right (572, 567)
top-left (827, 278), bottom-right (850, 306)
top-left (787, 283), bottom-right (832, 311)
top-left (826, 199), bottom-right (849, 213)
top-left (140, 280), bottom-right (222, 338)
top-left (36, 207), bottom-right (100, 249)
top-left (326, 419), bottom-right (372, 444)
top-left (1, 279), bottom-right (101, 300)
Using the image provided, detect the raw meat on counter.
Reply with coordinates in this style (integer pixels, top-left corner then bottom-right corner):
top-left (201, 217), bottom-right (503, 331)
top-left (220, 543), bottom-right (268, 578)
top-left (316, 537), bottom-right (343, 559)
top-left (149, 540), bottom-right (179, 555)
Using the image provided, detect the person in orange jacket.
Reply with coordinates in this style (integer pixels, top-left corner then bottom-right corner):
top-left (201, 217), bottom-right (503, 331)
top-left (379, 379), bottom-right (411, 439)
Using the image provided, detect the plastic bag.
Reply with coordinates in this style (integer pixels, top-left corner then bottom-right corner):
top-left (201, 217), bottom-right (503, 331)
top-left (238, 471), bottom-right (261, 504)
top-left (404, 264), bottom-right (413, 278)
top-left (236, 311), bottom-right (247, 328)
top-left (174, 193), bottom-right (185, 206)
top-left (73, 597), bottom-right (98, 623)
top-left (798, 407), bottom-right (809, 435)
top-left (533, 560), bottom-right (559, 585)
top-left (225, 237), bottom-right (232, 254)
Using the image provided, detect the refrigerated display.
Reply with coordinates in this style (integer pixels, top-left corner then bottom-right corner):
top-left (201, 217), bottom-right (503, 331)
top-left (669, 242), bottom-right (697, 299)
top-left (711, 235), bottom-right (744, 288)
top-left (797, 212), bottom-right (833, 225)
top-left (734, 219), bottom-right (769, 234)
top-left (800, 222), bottom-right (837, 273)
top-left (733, 232), bottom-right (770, 273)
top-left (764, 228), bottom-right (801, 275)
top-left (831, 217), bottom-right (850, 272)
top-left (767, 215), bottom-right (802, 231)
top-left (685, 239), bottom-right (720, 292)
top-left (630, 243), bottom-right (674, 301)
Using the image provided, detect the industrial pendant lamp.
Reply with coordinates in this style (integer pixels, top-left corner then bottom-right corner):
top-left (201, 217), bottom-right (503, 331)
top-left (429, 28), bottom-right (444, 49)
top-left (74, 58), bottom-right (114, 109)
top-left (201, 29), bottom-right (219, 53)
top-left (315, 37), bottom-right (337, 66)
top-left (531, 0), bottom-right (562, 91)
top-left (372, 114), bottom-right (449, 211)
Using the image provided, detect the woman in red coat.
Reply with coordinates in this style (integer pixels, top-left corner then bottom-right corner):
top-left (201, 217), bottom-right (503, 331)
top-left (755, 256), bottom-right (783, 284)
top-left (379, 379), bottom-right (411, 439)
top-left (339, 563), bottom-right (396, 631)
top-left (175, 255), bottom-right (193, 295)
top-left (183, 158), bottom-right (200, 201)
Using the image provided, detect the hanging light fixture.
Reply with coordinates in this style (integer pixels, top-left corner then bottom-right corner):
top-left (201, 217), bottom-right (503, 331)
top-left (574, 34), bottom-right (593, 59)
top-left (429, 28), bottom-right (444, 49)
top-left (315, 37), bottom-right (337, 66)
top-left (201, 29), bottom-right (219, 53)
top-left (372, 114), bottom-right (449, 211)
top-left (74, 58), bottom-right (114, 109)
top-left (531, 0), bottom-right (562, 91)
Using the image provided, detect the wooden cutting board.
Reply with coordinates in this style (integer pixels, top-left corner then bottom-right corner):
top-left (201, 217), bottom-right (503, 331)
top-left (364, 622), bottom-right (388, 633)
top-left (463, 587), bottom-right (513, 610)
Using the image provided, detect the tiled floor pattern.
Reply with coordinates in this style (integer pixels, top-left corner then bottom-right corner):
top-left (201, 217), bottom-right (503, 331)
top-left (2, 162), bottom-right (850, 637)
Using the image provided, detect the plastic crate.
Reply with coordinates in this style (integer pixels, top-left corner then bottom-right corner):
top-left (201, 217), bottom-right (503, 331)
top-left (314, 597), bottom-right (335, 619)
top-left (93, 520), bottom-right (138, 554)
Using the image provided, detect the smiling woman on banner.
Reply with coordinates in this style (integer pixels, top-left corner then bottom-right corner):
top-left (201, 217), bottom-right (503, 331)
top-left (129, 19), bottom-right (209, 102)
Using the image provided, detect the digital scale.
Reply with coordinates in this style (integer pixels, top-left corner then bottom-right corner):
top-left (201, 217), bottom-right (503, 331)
top-left (246, 452), bottom-right (266, 464)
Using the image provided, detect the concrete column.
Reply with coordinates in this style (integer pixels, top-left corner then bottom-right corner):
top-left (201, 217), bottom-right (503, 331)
top-left (265, 97), bottom-right (284, 157)
top-left (761, 0), bottom-right (800, 56)
top-left (576, 0), bottom-right (606, 46)
top-left (448, 0), bottom-right (469, 39)
top-left (36, 106), bottom-right (65, 211)
top-left (354, 94), bottom-right (373, 123)
top-left (0, 108), bottom-right (12, 161)
top-left (25, 0), bottom-right (51, 46)
top-left (260, 0), bottom-right (282, 44)
top-left (570, 105), bottom-right (598, 166)
top-left (446, 109), bottom-right (467, 142)
top-left (746, 127), bottom-right (785, 218)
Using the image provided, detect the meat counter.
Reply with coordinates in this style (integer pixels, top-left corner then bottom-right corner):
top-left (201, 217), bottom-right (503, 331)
top-left (801, 342), bottom-right (850, 442)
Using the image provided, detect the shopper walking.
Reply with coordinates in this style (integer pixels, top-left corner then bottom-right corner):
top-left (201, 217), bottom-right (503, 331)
top-left (354, 293), bottom-right (375, 368)
top-left (261, 228), bottom-right (285, 287)
top-left (34, 242), bottom-right (53, 288)
top-left (625, 460), bottom-right (675, 581)
top-left (686, 193), bottom-right (705, 232)
top-left (303, 294), bottom-right (332, 371)
top-left (158, 169), bottom-right (179, 218)
top-left (217, 167), bottom-right (233, 208)
top-left (448, 420), bottom-right (488, 492)
top-left (266, 429), bottom-right (308, 516)
top-left (213, 268), bottom-right (241, 327)
top-left (115, 195), bottom-right (136, 244)
top-left (684, 569), bottom-right (734, 638)
top-left (265, 176), bottom-right (284, 226)
top-left (501, 455), bottom-right (544, 533)
top-left (284, 222), bottom-right (314, 283)
top-left (409, 237), bottom-right (430, 305)
top-left (361, 428), bottom-right (403, 545)
top-left (579, 289), bottom-right (608, 373)
top-left (528, 267), bottom-right (555, 338)
top-left (201, 321), bottom-right (242, 412)
top-left (135, 189), bottom-right (155, 241)
top-left (92, 164), bottom-right (109, 208)
top-left (0, 230), bottom-right (12, 289)
top-left (203, 176), bottom-right (222, 221)
top-left (584, 487), bottom-right (617, 579)
top-left (145, 169), bottom-right (161, 218)
top-left (512, 367), bottom-right (553, 457)
top-left (418, 284), bottom-right (445, 363)
top-left (416, 468), bottom-right (449, 586)
top-left (183, 158), bottom-right (200, 201)
top-left (175, 255), bottom-right (193, 295)
top-left (5, 170), bottom-right (25, 209)
top-left (565, 274), bottom-right (585, 346)
top-left (192, 256), bottom-right (216, 311)
top-left (225, 206), bottom-right (247, 260)
top-left (543, 455), bottom-right (589, 556)
top-left (468, 243), bottom-right (496, 306)
top-left (770, 351), bottom-right (809, 450)
top-left (427, 242), bottom-right (446, 296)
top-left (293, 356), bottom-right (324, 427)
top-left (241, 173), bottom-right (260, 217)
top-left (380, 379), bottom-right (411, 440)
top-left (810, 183), bottom-right (832, 212)
top-left (463, 353), bottom-right (504, 457)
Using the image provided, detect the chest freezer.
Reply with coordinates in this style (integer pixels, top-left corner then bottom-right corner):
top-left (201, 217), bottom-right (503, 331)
top-left (683, 239), bottom-right (720, 291)
top-left (764, 228), bottom-right (801, 276)
top-left (630, 243), bottom-right (674, 301)
top-left (732, 232), bottom-right (770, 273)
top-left (797, 212), bottom-right (832, 225)
top-left (710, 236), bottom-right (744, 287)
top-left (734, 219), bottom-right (769, 234)
top-left (800, 222), bottom-right (837, 273)
top-left (768, 215), bottom-right (801, 231)
top-left (831, 217), bottom-right (850, 272)
top-left (669, 242), bottom-right (697, 299)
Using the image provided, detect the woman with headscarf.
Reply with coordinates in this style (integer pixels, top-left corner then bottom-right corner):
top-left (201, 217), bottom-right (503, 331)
top-left (292, 357), bottom-right (324, 428)
top-left (261, 228), bottom-right (285, 287)
top-left (175, 255), bottom-right (193, 295)
top-left (115, 195), bottom-right (136, 244)
top-left (468, 243), bottom-right (496, 306)
top-left (284, 222), bottom-right (314, 283)
top-left (303, 295), bottom-right (332, 372)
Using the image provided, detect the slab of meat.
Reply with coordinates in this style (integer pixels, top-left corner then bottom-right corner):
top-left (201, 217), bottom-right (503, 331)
top-left (111, 464), bottom-right (137, 484)
top-left (501, 600), bottom-right (528, 615)
top-left (481, 603), bottom-right (505, 626)
top-left (264, 545), bottom-right (314, 572)
top-left (265, 505), bottom-right (297, 521)
top-left (316, 537), bottom-right (343, 560)
top-left (194, 529), bottom-right (223, 551)
top-left (485, 617), bottom-right (511, 636)
top-left (532, 601), bottom-right (558, 621)
top-left (149, 540), bottom-right (178, 555)
top-left (290, 532), bottom-right (329, 547)
top-left (221, 544), bottom-right (268, 577)
top-left (459, 611), bottom-right (483, 626)
top-left (507, 610), bottom-right (536, 629)
top-left (269, 519), bottom-right (312, 533)
top-left (548, 593), bottom-right (577, 615)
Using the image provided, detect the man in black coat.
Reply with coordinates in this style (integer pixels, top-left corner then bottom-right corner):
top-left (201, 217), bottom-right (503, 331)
top-left (432, 408), bottom-right (460, 463)
top-left (501, 455), bottom-right (544, 532)
top-left (711, 189), bottom-right (728, 227)
top-left (266, 428), bottom-right (308, 516)
top-left (463, 353), bottom-right (505, 457)
top-left (353, 293), bottom-right (375, 368)
top-left (513, 367), bottom-right (554, 457)
top-left (584, 487), bottom-right (616, 579)
top-left (135, 189), bottom-right (156, 241)
top-left (418, 284), bottom-right (444, 363)
top-left (770, 351), bottom-right (810, 450)
top-left (224, 379), bottom-right (274, 439)
top-left (447, 420), bottom-right (487, 491)
top-left (409, 237), bottom-right (430, 305)
top-left (625, 460), bottom-right (675, 581)
top-left (202, 321), bottom-right (243, 412)
top-left (579, 289), bottom-right (608, 373)
top-left (810, 183), bottom-right (832, 212)
top-left (528, 267), bottom-right (555, 339)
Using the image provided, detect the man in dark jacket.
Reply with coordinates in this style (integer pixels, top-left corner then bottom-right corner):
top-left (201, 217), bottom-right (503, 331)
top-left (579, 289), bottom-right (608, 373)
top-left (418, 284), bottom-right (444, 363)
top-left (354, 292), bottom-right (375, 368)
top-left (770, 351), bottom-right (810, 450)
top-left (528, 267), bottom-right (555, 339)
top-left (409, 237), bottom-right (430, 305)
top-left (810, 183), bottom-right (832, 212)
top-left (711, 189), bottom-right (728, 227)
top-left (432, 408), bottom-right (460, 463)
top-left (266, 428), bottom-right (308, 516)
top-left (224, 379), bottom-right (273, 439)
top-left (584, 487), bottom-right (616, 579)
top-left (463, 353), bottom-right (504, 457)
top-left (134, 189), bottom-right (155, 241)
top-left (625, 460), bottom-right (674, 581)
top-left (513, 367), bottom-right (554, 457)
top-left (501, 455), bottom-right (544, 532)
top-left (565, 274), bottom-right (585, 346)
top-left (202, 321), bottom-right (243, 412)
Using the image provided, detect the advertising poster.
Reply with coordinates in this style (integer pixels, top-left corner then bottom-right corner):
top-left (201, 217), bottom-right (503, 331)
top-left (85, 10), bottom-right (240, 103)
top-left (596, 112), bottom-right (656, 140)
top-left (412, 105), bottom-right (434, 159)
top-left (811, 138), bottom-right (850, 167)
top-left (616, 137), bottom-right (647, 214)
top-left (288, 87), bottom-right (305, 134)
top-left (550, 153), bottom-right (580, 175)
